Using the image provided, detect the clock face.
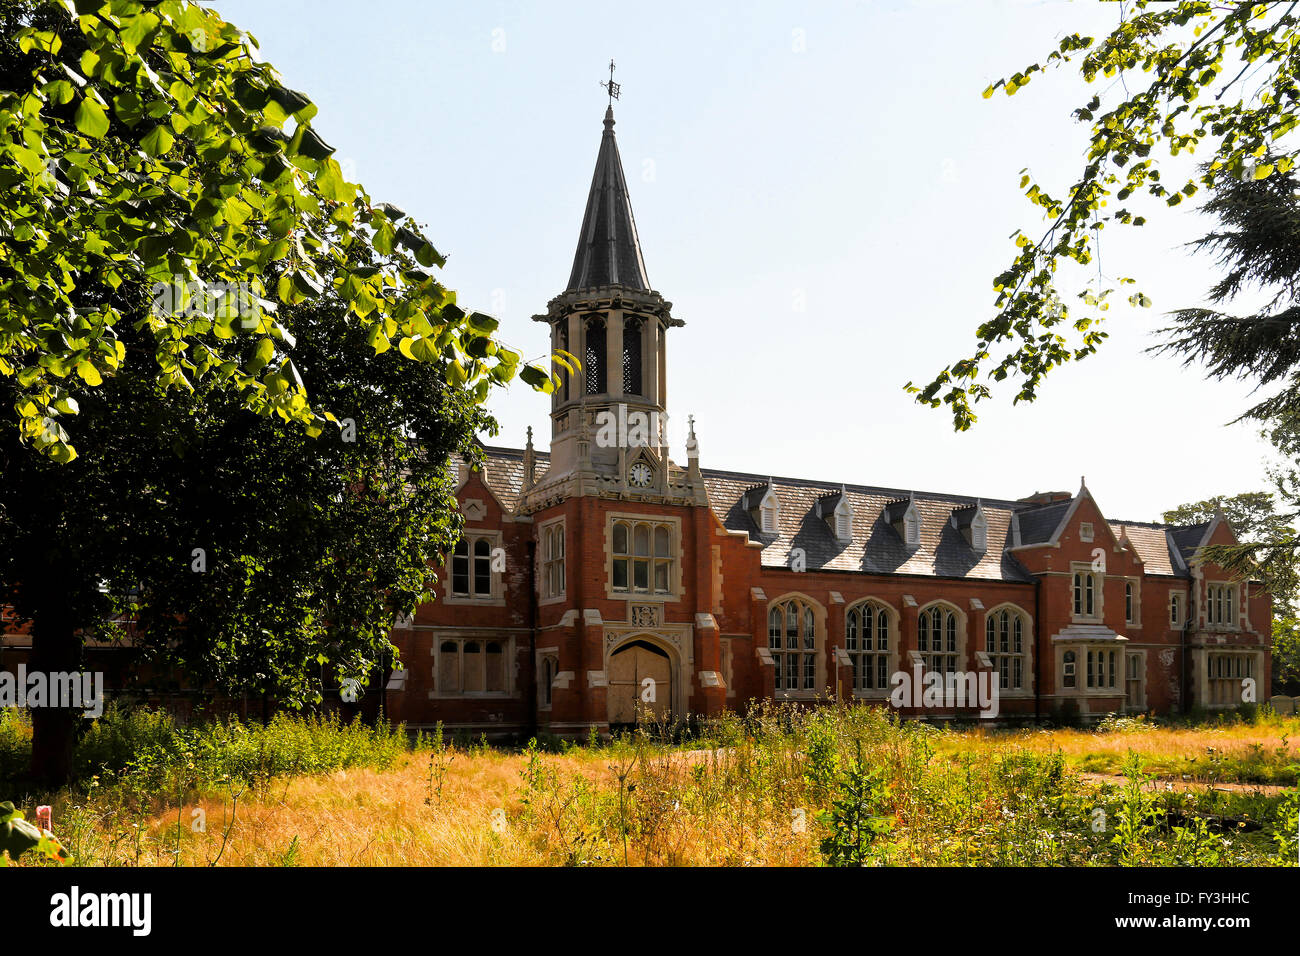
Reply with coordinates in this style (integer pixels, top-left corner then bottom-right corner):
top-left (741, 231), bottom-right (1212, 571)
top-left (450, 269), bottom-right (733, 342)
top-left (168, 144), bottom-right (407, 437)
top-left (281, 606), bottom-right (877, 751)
top-left (628, 462), bottom-right (653, 488)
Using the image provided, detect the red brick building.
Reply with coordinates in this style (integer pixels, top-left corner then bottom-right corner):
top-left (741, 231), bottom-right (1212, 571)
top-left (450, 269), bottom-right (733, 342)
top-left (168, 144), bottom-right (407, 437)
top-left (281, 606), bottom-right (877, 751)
top-left (382, 106), bottom-right (1274, 737)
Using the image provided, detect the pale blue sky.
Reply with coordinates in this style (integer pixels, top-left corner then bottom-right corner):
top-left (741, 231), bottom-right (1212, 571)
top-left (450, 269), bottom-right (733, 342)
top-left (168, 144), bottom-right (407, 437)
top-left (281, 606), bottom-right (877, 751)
top-left (214, 0), bottom-right (1278, 523)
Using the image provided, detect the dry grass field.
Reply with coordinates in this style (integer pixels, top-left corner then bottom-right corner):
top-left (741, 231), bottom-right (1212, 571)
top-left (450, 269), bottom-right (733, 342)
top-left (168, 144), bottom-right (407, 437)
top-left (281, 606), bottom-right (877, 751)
top-left (4, 704), bottom-right (1296, 867)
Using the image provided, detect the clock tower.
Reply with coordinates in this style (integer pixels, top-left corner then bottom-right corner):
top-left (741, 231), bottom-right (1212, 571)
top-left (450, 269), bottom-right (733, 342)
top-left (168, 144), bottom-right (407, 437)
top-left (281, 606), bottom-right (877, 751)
top-left (527, 102), bottom-right (703, 508)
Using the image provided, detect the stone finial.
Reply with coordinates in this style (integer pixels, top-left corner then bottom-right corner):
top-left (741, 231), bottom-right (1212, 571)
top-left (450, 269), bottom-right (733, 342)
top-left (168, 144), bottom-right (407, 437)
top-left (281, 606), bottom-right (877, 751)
top-left (523, 426), bottom-right (536, 491)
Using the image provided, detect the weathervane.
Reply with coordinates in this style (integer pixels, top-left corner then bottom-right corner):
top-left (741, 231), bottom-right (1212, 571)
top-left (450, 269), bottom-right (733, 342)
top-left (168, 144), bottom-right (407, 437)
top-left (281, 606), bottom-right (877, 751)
top-left (601, 59), bottom-right (621, 105)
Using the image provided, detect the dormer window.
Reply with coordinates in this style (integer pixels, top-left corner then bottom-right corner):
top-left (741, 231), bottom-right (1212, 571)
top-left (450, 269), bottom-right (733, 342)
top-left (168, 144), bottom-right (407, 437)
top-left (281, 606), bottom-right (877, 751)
top-left (815, 487), bottom-right (854, 543)
top-left (886, 494), bottom-right (921, 549)
top-left (952, 502), bottom-right (988, 553)
top-left (883, 496), bottom-right (925, 548)
top-left (744, 480), bottom-right (780, 535)
top-left (903, 512), bottom-right (919, 547)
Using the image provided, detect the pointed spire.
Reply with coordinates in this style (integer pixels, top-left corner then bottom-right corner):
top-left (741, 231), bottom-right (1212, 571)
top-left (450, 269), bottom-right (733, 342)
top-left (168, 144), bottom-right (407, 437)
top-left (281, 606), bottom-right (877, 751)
top-left (522, 426), bottom-right (536, 491)
top-left (566, 106), bottom-right (651, 293)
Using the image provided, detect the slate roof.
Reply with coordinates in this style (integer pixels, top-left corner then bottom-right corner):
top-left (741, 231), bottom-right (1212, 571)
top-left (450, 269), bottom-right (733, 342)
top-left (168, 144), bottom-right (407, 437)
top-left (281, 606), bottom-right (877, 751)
top-left (566, 106), bottom-right (651, 293)
top-left (475, 446), bottom-right (549, 513)
top-left (698, 468), bottom-right (1032, 581)
top-left (1169, 522), bottom-right (1212, 568)
top-left (1017, 500), bottom-right (1072, 545)
top-left (1108, 521), bottom-right (1184, 577)
top-left (474, 447), bottom-right (1207, 581)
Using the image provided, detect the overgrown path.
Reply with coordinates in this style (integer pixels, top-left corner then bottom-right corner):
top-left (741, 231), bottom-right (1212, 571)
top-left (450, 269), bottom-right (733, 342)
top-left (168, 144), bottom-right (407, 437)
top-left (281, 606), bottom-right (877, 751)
top-left (1079, 772), bottom-right (1292, 796)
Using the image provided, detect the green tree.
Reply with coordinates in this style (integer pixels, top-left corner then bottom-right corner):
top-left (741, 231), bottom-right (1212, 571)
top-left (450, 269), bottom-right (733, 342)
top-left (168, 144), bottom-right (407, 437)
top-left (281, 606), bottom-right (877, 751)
top-left (1147, 162), bottom-right (1300, 693)
top-left (0, 0), bottom-right (575, 785)
top-left (0, 0), bottom-right (558, 464)
top-left (908, 1), bottom-right (1300, 430)
top-left (0, 287), bottom-right (490, 785)
top-left (1153, 167), bottom-right (1300, 425)
top-left (1272, 616), bottom-right (1300, 693)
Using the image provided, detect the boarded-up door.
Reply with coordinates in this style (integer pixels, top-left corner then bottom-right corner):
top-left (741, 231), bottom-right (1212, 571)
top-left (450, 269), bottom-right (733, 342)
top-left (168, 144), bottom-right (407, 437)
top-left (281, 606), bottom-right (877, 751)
top-left (607, 640), bottom-right (672, 724)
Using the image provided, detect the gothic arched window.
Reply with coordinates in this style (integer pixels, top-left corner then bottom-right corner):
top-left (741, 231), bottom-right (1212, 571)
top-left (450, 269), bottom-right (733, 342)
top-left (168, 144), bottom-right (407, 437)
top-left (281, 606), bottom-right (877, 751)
top-left (845, 601), bottom-right (891, 692)
top-left (917, 604), bottom-right (958, 674)
top-left (768, 598), bottom-right (820, 693)
top-left (585, 318), bottom-right (606, 395)
top-left (984, 606), bottom-right (1029, 691)
top-left (622, 317), bottom-right (643, 395)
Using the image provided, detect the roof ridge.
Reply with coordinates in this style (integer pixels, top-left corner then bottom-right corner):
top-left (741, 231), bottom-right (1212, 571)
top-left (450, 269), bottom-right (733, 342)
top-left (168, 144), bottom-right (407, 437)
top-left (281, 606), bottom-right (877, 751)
top-left (1108, 517), bottom-right (1197, 531)
top-left (696, 465), bottom-right (1026, 507)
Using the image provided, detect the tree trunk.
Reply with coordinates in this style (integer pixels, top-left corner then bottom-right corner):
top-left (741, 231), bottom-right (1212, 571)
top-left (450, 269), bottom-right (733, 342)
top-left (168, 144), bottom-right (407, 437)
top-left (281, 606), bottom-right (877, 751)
top-left (28, 611), bottom-right (82, 788)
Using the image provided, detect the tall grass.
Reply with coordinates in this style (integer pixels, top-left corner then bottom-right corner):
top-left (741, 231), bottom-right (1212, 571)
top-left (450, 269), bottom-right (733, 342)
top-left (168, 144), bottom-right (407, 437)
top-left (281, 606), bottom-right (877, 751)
top-left (1, 703), bottom-right (406, 796)
top-left (3, 701), bottom-right (1297, 867)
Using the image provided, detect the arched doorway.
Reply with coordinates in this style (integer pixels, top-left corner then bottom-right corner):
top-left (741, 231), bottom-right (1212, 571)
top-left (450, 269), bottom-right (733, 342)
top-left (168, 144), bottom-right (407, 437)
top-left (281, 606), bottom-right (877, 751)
top-left (607, 638), bottom-right (672, 726)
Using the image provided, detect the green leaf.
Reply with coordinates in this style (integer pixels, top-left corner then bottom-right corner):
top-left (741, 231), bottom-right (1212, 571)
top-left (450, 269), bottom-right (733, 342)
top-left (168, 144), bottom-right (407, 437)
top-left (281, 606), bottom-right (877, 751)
top-left (0, 804), bottom-right (44, 862)
top-left (250, 336), bottom-right (275, 373)
top-left (519, 364), bottom-right (554, 393)
top-left (293, 127), bottom-right (334, 161)
top-left (292, 269), bottom-right (324, 297)
top-left (415, 242), bottom-right (445, 268)
top-left (44, 79), bottom-right (74, 105)
top-left (366, 321), bottom-right (391, 354)
top-left (140, 124), bottom-right (174, 157)
top-left (74, 96), bottom-right (109, 138)
top-left (317, 162), bottom-right (354, 203)
top-left (268, 86), bottom-right (313, 117)
top-left (373, 221), bottom-right (396, 256)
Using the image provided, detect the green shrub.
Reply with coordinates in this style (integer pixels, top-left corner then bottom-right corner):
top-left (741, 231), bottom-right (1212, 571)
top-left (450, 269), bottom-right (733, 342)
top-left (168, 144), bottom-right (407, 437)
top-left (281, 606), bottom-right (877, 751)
top-left (42, 704), bottom-right (409, 795)
top-left (0, 708), bottom-right (32, 784)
